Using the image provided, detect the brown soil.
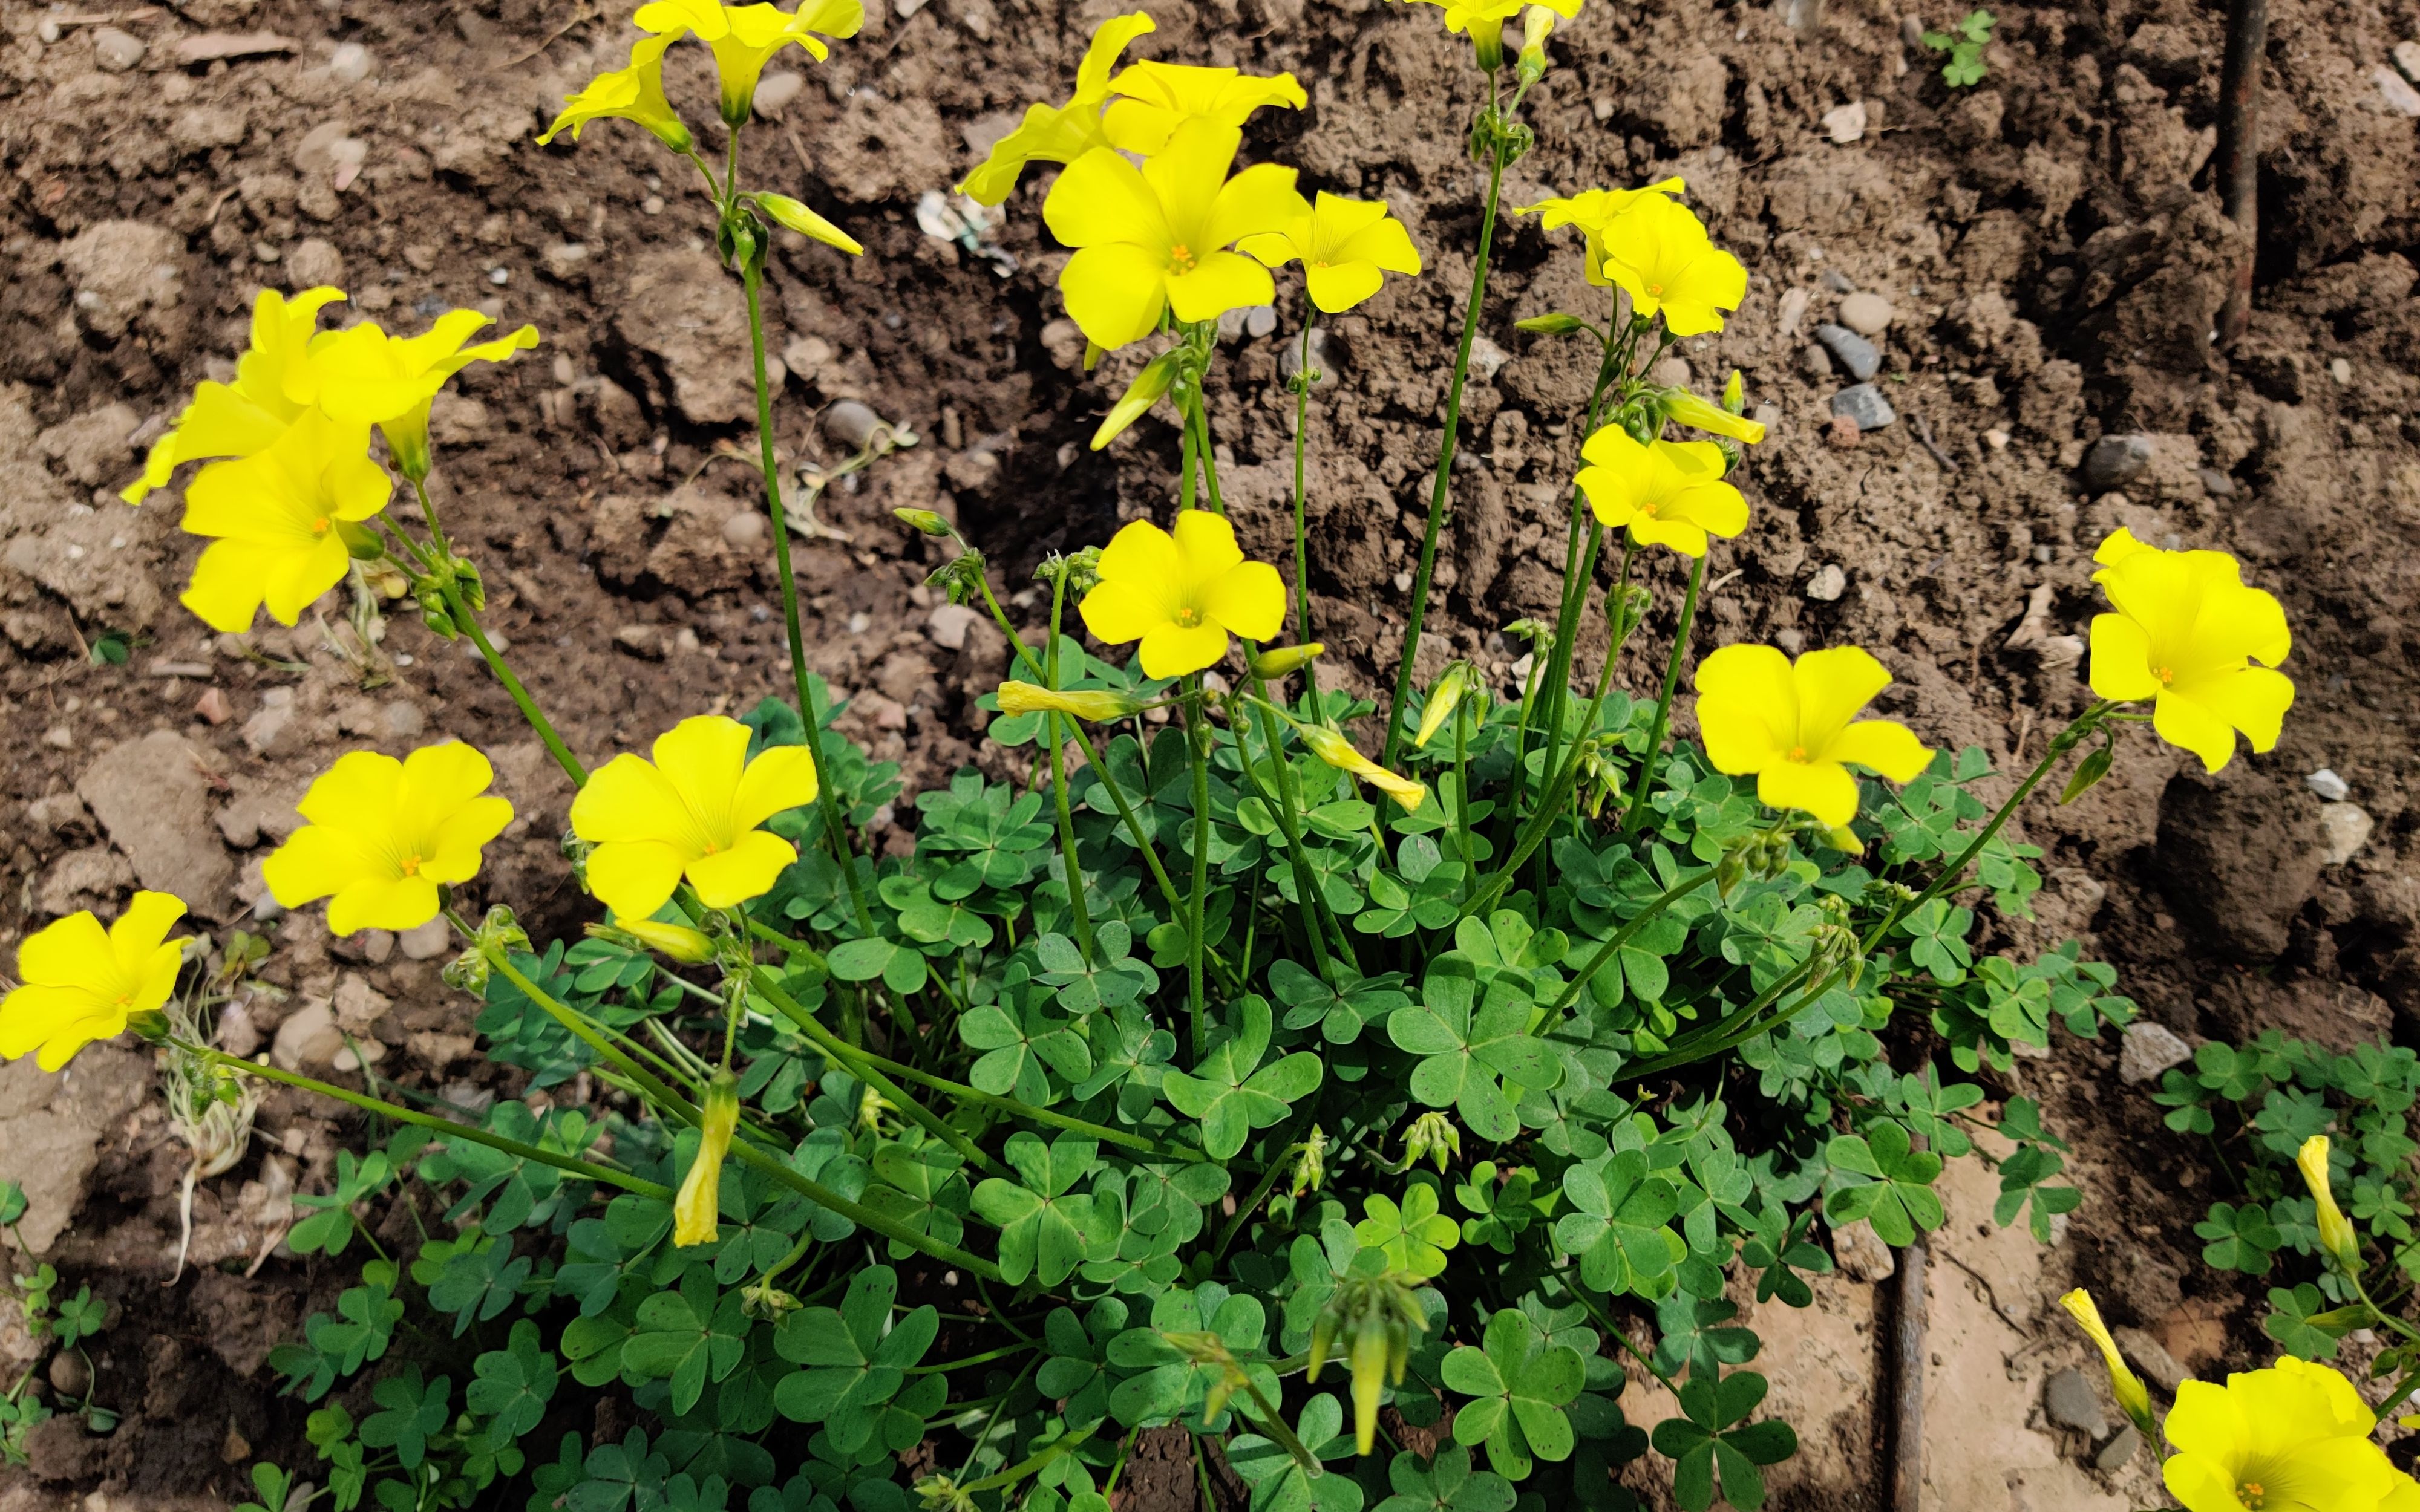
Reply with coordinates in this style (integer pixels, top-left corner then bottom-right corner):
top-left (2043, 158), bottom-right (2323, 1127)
top-left (1, 0), bottom-right (2417, 1504)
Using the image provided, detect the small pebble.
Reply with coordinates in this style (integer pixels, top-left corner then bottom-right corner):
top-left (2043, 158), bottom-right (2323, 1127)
top-left (1799, 344), bottom-right (1833, 378)
top-left (722, 510), bottom-right (767, 547)
top-left (2307, 768), bottom-right (2350, 801)
top-left (2046, 1367), bottom-right (2109, 1439)
top-left (399, 919), bottom-right (452, 960)
top-left (1836, 290), bottom-right (1894, 335)
top-left (1831, 382), bottom-right (1896, 430)
top-left (1805, 563), bottom-right (1846, 601)
top-left (2329, 357), bottom-right (2353, 385)
top-left (1824, 414), bottom-right (1861, 449)
top-left (2197, 468), bottom-right (2237, 497)
top-left (1816, 323), bottom-right (1881, 381)
top-left (753, 69), bottom-right (803, 116)
top-left (2119, 1021), bottom-right (2193, 1084)
top-left (91, 27), bottom-right (145, 71)
top-left (2378, 65), bottom-right (2420, 118)
top-left (641, 194), bottom-right (666, 215)
top-left (1393, 572), bottom-right (1413, 593)
top-left (2320, 803), bottom-right (2374, 865)
top-left (1820, 269), bottom-right (1856, 294)
top-left (848, 611), bottom-right (872, 634)
top-left (48, 1353), bottom-right (90, 1398)
top-left (1246, 304), bottom-right (1278, 339)
top-left (329, 41), bottom-right (371, 82)
top-left (2081, 433), bottom-right (2152, 490)
top-left (2398, 40), bottom-right (2420, 85)
top-left (2095, 1425), bottom-right (2143, 1471)
top-left (253, 241), bottom-right (282, 264)
top-left (489, 267), bottom-right (511, 286)
top-left (195, 687), bottom-right (232, 725)
top-left (823, 400), bottom-right (881, 449)
top-left (362, 929), bottom-right (396, 965)
top-left (1899, 15), bottom-right (1927, 46)
top-left (1984, 428), bottom-right (2010, 450)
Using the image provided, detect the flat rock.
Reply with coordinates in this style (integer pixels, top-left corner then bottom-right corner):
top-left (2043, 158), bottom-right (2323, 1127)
top-left (2045, 1367), bottom-right (2109, 1437)
top-left (0, 1046), bottom-right (150, 1255)
top-left (2082, 434), bottom-right (2153, 490)
top-left (76, 728), bottom-right (238, 917)
top-left (2320, 802), bottom-right (2375, 865)
top-left (616, 245), bottom-right (753, 426)
top-left (1805, 562), bottom-right (1847, 601)
top-left (1828, 1216), bottom-right (1895, 1281)
top-left (1836, 290), bottom-right (1894, 334)
top-left (2397, 40), bottom-right (2420, 83)
top-left (2306, 767), bottom-right (2350, 801)
top-left (398, 919), bottom-right (452, 960)
top-left (2094, 1424), bottom-right (2143, 1470)
top-left (1830, 382), bottom-right (1895, 430)
top-left (2119, 1020), bottom-right (2194, 1084)
top-left (1814, 324), bottom-right (1880, 380)
top-left (2113, 1325), bottom-right (2189, 1393)
top-left (271, 1000), bottom-right (345, 1071)
top-left (2377, 65), bottom-right (2420, 117)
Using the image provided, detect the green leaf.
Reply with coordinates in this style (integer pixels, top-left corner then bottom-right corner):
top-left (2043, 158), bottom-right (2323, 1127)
top-left (1160, 997), bottom-right (1323, 1158)
top-left (467, 1318), bottom-right (559, 1443)
top-left (1440, 1309), bottom-right (1585, 1481)
top-left (2196, 1201), bottom-right (2282, 1276)
top-left (1388, 966), bottom-right (1558, 1143)
top-left (969, 1132), bottom-right (1099, 1285)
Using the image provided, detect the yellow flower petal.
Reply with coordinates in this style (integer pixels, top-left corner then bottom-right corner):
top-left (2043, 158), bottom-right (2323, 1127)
top-left (1754, 760), bottom-right (1859, 828)
top-left (1202, 561), bottom-right (1287, 642)
top-left (685, 828), bottom-right (799, 909)
top-left (571, 716), bottom-right (804, 917)
top-left (1, 893), bottom-right (188, 1070)
top-left (1139, 620), bottom-right (1234, 679)
top-left (585, 839), bottom-right (692, 923)
top-left (265, 743), bottom-right (513, 934)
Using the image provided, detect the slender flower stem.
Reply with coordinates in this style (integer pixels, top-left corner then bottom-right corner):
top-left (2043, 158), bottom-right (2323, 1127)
top-left (1620, 552), bottom-right (1707, 833)
top-left (1190, 389), bottom-right (1226, 516)
top-left (176, 1042), bottom-right (670, 1200)
top-left (1208, 1137), bottom-right (1303, 1265)
top-left (1546, 865), bottom-right (1718, 1017)
top-left (839, 1043), bottom-right (1213, 1162)
top-left (1043, 572), bottom-right (1097, 961)
top-left (963, 1418), bottom-right (1102, 1493)
top-left (1451, 696), bottom-right (1476, 889)
top-left (738, 246), bottom-right (874, 934)
top-left (1530, 325), bottom-right (1626, 795)
top-left (722, 1133), bottom-right (1004, 1281)
top-left (1241, 670), bottom-right (1342, 985)
top-left (749, 969), bottom-right (1002, 1175)
top-left (1183, 679), bottom-right (1213, 1061)
top-left (477, 939), bottom-right (700, 1122)
top-left (1462, 544), bottom-right (1638, 919)
top-left (1382, 134), bottom-right (1512, 769)
top-left (1179, 388), bottom-right (1200, 513)
top-left (1289, 312), bottom-right (1322, 715)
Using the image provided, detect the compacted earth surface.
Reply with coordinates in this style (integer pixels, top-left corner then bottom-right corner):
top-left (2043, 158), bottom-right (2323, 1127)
top-left (1, 0), bottom-right (2417, 1503)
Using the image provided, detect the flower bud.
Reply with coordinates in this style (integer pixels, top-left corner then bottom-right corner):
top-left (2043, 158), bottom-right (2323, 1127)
top-left (1291, 1126), bottom-right (1327, 1197)
top-left (1402, 1112), bottom-right (1462, 1173)
top-left (1516, 5), bottom-right (1555, 79)
top-left (1297, 722), bottom-right (1427, 812)
top-left (894, 508), bottom-right (954, 538)
top-left (1313, 1269), bottom-right (1430, 1454)
top-left (2297, 1135), bottom-right (2361, 1272)
top-left (1093, 350), bottom-right (1181, 451)
top-left (1251, 642), bottom-right (1326, 680)
top-left (1722, 368), bottom-right (1746, 413)
top-left (673, 1071), bottom-right (740, 1247)
top-left (995, 680), bottom-right (1144, 721)
top-left (2058, 1289), bottom-right (2154, 1437)
top-left (1516, 313), bottom-right (1588, 336)
top-left (591, 917), bottom-right (715, 963)
top-left (751, 193), bottom-right (864, 256)
top-left (1661, 386), bottom-right (1767, 445)
top-left (1412, 662), bottom-right (1475, 751)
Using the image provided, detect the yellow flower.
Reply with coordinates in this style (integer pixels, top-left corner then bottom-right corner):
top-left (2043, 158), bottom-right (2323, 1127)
top-left (1078, 510), bottom-right (1286, 679)
top-left (295, 310), bottom-right (540, 481)
top-left (957, 11), bottom-right (1156, 206)
top-left (1662, 386), bottom-right (1766, 445)
top-left (1516, 4), bottom-right (1555, 72)
top-left (261, 742), bottom-right (516, 936)
top-left (1693, 645), bottom-right (1934, 827)
top-left (0, 892), bottom-right (188, 1072)
top-left (2087, 528), bottom-right (2294, 775)
top-left (2297, 1135), bottom-right (2361, 1271)
top-left (123, 287), bottom-right (346, 504)
top-left (995, 682), bottom-right (1145, 720)
top-left (1597, 194), bottom-right (1747, 336)
top-left (537, 33), bottom-right (693, 152)
top-left (634, 0), bottom-right (864, 125)
top-left (2163, 1358), bottom-right (2398, 1512)
top-left (1573, 426), bottom-right (1748, 558)
top-left (2059, 1289), bottom-right (2154, 1436)
top-left (1042, 118), bottom-right (1304, 351)
top-left (1298, 723), bottom-right (1427, 812)
top-left (675, 1072), bottom-right (741, 1246)
top-left (1238, 191), bottom-right (1423, 314)
top-left (178, 409), bottom-right (392, 634)
top-left (1412, 0), bottom-right (1579, 63)
top-left (569, 714), bottom-right (821, 921)
top-left (1516, 178), bottom-right (1686, 287)
top-left (1100, 60), bottom-right (1307, 154)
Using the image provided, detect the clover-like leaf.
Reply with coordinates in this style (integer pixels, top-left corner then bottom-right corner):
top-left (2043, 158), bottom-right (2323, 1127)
top-left (1388, 965), bottom-right (1560, 1143)
top-left (1439, 1309), bottom-right (1585, 1481)
top-left (1553, 1150), bottom-right (1683, 1298)
top-left (970, 1131), bottom-right (1100, 1285)
top-left (1161, 996), bottom-right (1324, 1159)
top-left (1372, 1442), bottom-right (1516, 1512)
top-left (773, 1264), bottom-right (939, 1448)
top-left (1355, 1182), bottom-right (1461, 1279)
top-left (1651, 1372), bottom-right (1797, 1512)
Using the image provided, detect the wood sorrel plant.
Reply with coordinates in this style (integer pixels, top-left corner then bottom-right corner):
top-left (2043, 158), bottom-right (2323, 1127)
top-left (0, 5), bottom-right (2306, 1511)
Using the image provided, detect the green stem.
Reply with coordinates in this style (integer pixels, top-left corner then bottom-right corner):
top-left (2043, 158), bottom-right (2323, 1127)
top-left (1179, 388), bottom-right (1200, 513)
top-left (739, 246), bottom-right (874, 934)
top-left (1239, 1377), bottom-right (1322, 1475)
top-left (1548, 865), bottom-right (1719, 1018)
top-left (1530, 324), bottom-right (1626, 800)
top-left (1044, 572), bottom-right (1096, 962)
top-left (1620, 552), bottom-right (1706, 833)
top-left (1183, 680), bottom-right (1213, 1062)
top-left (1382, 135), bottom-right (1511, 769)
top-left (750, 970), bottom-right (1002, 1175)
top-left (843, 1044), bottom-right (1212, 1162)
top-left (480, 940), bottom-right (701, 1123)
top-left (1290, 311), bottom-right (1321, 715)
top-left (906, 1341), bottom-right (1040, 1375)
top-left (1243, 671), bottom-right (1340, 986)
top-left (1452, 694), bottom-right (1476, 893)
top-left (964, 1417), bottom-right (1101, 1493)
top-left (178, 1043), bottom-right (669, 1200)
top-left (722, 1134), bottom-right (1003, 1281)
top-left (1208, 1139), bottom-right (1302, 1265)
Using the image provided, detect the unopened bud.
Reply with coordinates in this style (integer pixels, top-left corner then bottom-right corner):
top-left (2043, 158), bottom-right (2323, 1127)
top-left (1515, 313), bottom-right (1588, 336)
top-left (1251, 642), bottom-right (1326, 679)
top-left (751, 192), bottom-right (864, 256)
top-left (995, 681), bottom-right (1143, 721)
top-left (2298, 1136), bottom-right (2363, 1273)
top-left (1412, 662), bottom-right (1475, 751)
top-left (1093, 350), bottom-right (1182, 451)
top-left (673, 1071), bottom-right (741, 1248)
top-left (590, 917), bottom-right (715, 964)
top-left (1661, 387), bottom-right (1767, 445)
top-left (894, 508), bottom-right (953, 538)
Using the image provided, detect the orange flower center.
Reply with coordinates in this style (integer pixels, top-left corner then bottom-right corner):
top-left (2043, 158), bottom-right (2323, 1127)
top-left (399, 854), bottom-right (424, 876)
top-left (2239, 1484), bottom-right (2265, 1510)
top-left (1638, 498), bottom-right (1660, 518)
top-left (1312, 259), bottom-right (1329, 270)
top-left (2155, 665), bottom-right (2176, 685)
top-left (313, 516), bottom-right (332, 536)
top-left (1644, 281), bottom-right (1665, 297)
top-left (1174, 606), bottom-right (1205, 628)
top-left (1169, 243), bottom-right (1197, 274)
top-left (1787, 745), bottom-right (1807, 762)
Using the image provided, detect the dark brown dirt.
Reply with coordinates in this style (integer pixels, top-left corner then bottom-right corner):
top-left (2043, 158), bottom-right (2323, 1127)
top-left (2, 0), bottom-right (2417, 1503)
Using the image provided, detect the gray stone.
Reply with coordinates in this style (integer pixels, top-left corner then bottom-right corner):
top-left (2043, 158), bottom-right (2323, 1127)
top-left (823, 400), bottom-right (881, 450)
top-left (1829, 1217), bottom-right (1895, 1282)
top-left (1837, 290), bottom-right (1894, 335)
top-left (1815, 324), bottom-right (1880, 380)
top-left (1830, 383), bottom-right (1895, 430)
top-left (1820, 269), bottom-right (1856, 293)
top-left (2397, 41), bottom-right (2420, 83)
top-left (927, 602), bottom-right (981, 651)
top-left (0, 1046), bottom-right (150, 1254)
top-left (2377, 65), bottom-right (2420, 119)
top-left (2113, 1326), bottom-right (2189, 1393)
top-left (76, 728), bottom-right (238, 916)
top-left (2095, 1424), bottom-right (2143, 1470)
top-left (2197, 467), bottom-right (2237, 497)
top-left (2119, 1020), bottom-right (2194, 1084)
top-left (398, 919), bottom-right (453, 960)
top-left (2082, 434), bottom-right (2153, 490)
top-left (2306, 768), bottom-right (2351, 801)
top-left (2320, 803), bottom-right (2375, 865)
top-left (2045, 1368), bottom-right (2109, 1438)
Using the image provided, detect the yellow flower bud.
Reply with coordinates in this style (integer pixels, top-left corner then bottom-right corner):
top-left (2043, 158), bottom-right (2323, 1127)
top-left (673, 1072), bottom-right (741, 1247)
top-left (1661, 386), bottom-right (1767, 445)
top-left (1411, 662), bottom-right (1476, 751)
top-left (894, 508), bottom-right (953, 537)
top-left (1092, 350), bottom-right (1180, 451)
top-left (1347, 1315), bottom-right (1392, 1453)
top-left (1250, 642), bottom-right (1326, 679)
top-left (2058, 1289), bottom-right (2153, 1436)
top-left (2297, 1135), bottom-right (2361, 1271)
top-left (995, 681), bottom-right (1143, 722)
top-left (1722, 367), bottom-right (1745, 412)
top-left (595, 917), bottom-right (716, 963)
top-left (753, 193), bottom-right (863, 256)
top-left (1297, 723), bottom-right (1427, 812)
top-left (1517, 4), bottom-right (1554, 75)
